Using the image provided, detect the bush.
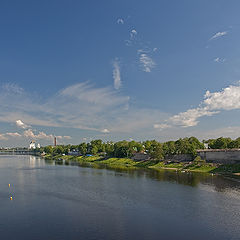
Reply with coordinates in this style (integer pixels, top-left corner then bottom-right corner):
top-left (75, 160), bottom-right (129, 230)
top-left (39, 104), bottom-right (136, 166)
top-left (194, 156), bottom-right (205, 163)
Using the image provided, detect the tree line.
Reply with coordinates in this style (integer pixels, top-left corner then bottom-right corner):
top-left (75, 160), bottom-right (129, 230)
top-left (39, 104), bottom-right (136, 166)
top-left (38, 137), bottom-right (240, 160)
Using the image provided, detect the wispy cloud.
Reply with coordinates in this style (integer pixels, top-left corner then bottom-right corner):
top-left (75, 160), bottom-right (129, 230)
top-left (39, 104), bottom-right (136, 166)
top-left (214, 57), bottom-right (226, 63)
top-left (117, 18), bottom-right (124, 24)
top-left (0, 134), bottom-right (8, 140)
top-left (153, 123), bottom-right (171, 130)
top-left (0, 82), bottom-right (172, 140)
top-left (113, 59), bottom-right (121, 90)
top-left (139, 53), bottom-right (156, 72)
top-left (6, 132), bottom-right (21, 137)
top-left (210, 31), bottom-right (227, 40)
top-left (130, 29), bottom-right (137, 39)
top-left (0, 82), bottom-right (130, 134)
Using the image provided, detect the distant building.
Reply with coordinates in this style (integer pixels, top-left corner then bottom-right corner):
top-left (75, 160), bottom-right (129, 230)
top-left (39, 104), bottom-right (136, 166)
top-left (29, 141), bottom-right (36, 149)
top-left (68, 149), bottom-right (81, 156)
top-left (37, 143), bottom-right (41, 148)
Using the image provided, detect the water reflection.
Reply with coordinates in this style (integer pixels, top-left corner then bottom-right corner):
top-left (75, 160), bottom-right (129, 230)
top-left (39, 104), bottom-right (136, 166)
top-left (0, 155), bottom-right (239, 240)
top-left (45, 158), bottom-right (240, 193)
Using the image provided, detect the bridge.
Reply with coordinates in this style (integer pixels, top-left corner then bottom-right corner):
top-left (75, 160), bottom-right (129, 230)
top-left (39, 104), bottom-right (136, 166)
top-left (0, 149), bottom-right (36, 155)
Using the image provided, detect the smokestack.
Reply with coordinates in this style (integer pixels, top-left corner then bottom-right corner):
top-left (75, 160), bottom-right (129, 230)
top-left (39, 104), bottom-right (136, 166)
top-left (54, 136), bottom-right (57, 147)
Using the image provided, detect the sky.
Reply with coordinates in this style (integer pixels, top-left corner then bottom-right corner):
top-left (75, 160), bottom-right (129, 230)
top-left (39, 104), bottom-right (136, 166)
top-left (1, 0), bottom-right (240, 147)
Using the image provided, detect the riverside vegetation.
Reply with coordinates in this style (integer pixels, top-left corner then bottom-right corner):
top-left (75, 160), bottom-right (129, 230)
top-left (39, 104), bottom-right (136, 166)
top-left (35, 137), bottom-right (240, 176)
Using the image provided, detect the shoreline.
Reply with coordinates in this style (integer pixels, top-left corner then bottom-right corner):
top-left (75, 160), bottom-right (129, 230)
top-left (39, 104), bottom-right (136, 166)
top-left (44, 154), bottom-right (240, 179)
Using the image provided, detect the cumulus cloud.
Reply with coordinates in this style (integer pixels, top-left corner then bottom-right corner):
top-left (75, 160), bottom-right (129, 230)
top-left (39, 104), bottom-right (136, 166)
top-left (113, 60), bottom-right (121, 90)
top-left (0, 132), bottom-right (21, 141)
top-left (203, 85), bottom-right (240, 110)
top-left (117, 18), bottom-right (124, 24)
top-left (23, 129), bottom-right (54, 140)
top-left (139, 53), bottom-right (156, 72)
top-left (169, 107), bottom-right (218, 127)
top-left (16, 119), bottom-right (30, 129)
top-left (155, 83), bottom-right (240, 129)
top-left (210, 31), bottom-right (227, 40)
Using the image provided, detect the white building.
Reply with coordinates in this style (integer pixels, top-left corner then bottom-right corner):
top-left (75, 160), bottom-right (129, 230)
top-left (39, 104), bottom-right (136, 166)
top-left (29, 141), bottom-right (36, 149)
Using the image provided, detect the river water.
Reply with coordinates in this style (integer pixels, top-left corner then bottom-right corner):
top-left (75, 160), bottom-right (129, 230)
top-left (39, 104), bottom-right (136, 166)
top-left (0, 155), bottom-right (239, 240)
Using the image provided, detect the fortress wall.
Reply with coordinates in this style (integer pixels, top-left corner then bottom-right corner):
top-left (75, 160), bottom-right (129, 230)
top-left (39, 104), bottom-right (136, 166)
top-left (197, 150), bottom-right (240, 164)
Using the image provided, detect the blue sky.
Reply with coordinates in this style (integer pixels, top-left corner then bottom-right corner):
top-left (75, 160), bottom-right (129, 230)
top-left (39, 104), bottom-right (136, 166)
top-left (1, 0), bottom-right (240, 147)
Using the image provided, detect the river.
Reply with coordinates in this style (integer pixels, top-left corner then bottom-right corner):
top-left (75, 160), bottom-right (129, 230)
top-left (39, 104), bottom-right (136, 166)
top-left (0, 155), bottom-right (239, 240)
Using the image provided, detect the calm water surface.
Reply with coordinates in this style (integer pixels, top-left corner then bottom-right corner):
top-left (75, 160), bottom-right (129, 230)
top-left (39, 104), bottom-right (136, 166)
top-left (0, 155), bottom-right (239, 240)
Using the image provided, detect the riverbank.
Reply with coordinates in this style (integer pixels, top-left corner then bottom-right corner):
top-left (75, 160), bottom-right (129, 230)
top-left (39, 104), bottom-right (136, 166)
top-left (44, 154), bottom-right (240, 177)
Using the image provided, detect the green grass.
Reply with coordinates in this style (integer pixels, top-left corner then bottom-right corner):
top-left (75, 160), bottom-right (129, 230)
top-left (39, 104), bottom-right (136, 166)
top-left (43, 154), bottom-right (240, 176)
top-left (150, 162), bottom-right (184, 169)
top-left (98, 158), bottom-right (136, 167)
top-left (185, 163), bottom-right (216, 173)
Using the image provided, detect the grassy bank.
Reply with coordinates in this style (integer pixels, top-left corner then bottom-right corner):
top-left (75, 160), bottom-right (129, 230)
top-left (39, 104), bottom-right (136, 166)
top-left (44, 154), bottom-right (240, 176)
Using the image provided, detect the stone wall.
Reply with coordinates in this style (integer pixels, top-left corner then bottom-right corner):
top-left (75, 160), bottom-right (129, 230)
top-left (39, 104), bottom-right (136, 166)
top-left (197, 149), bottom-right (240, 164)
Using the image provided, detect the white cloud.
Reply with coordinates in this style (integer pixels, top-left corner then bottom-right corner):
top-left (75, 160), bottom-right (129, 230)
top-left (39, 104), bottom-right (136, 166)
top-left (23, 129), bottom-right (54, 140)
top-left (16, 119), bottom-right (30, 129)
top-left (3, 81), bottom-right (240, 141)
top-left (153, 123), bottom-right (171, 130)
top-left (0, 81), bottom-right (170, 139)
top-left (0, 134), bottom-right (8, 140)
top-left (159, 83), bottom-right (240, 128)
top-left (63, 136), bottom-right (72, 139)
top-left (125, 40), bottom-right (132, 46)
top-left (169, 107), bottom-right (218, 127)
top-left (113, 60), bottom-right (121, 90)
top-left (3, 83), bottom-right (24, 94)
top-left (214, 57), bottom-right (225, 63)
top-left (204, 85), bottom-right (240, 110)
top-left (139, 53), bottom-right (156, 72)
top-left (101, 129), bottom-right (110, 133)
top-left (117, 18), bottom-right (124, 24)
top-left (131, 29), bottom-right (137, 34)
top-left (130, 29), bottom-right (137, 39)
top-left (0, 132), bottom-right (22, 141)
top-left (210, 31), bottom-right (227, 40)
top-left (0, 82), bottom-right (130, 134)
top-left (56, 135), bottom-right (72, 140)
top-left (6, 132), bottom-right (21, 137)
top-left (153, 48), bottom-right (158, 52)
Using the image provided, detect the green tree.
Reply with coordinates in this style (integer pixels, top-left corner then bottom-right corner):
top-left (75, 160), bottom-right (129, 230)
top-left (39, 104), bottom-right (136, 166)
top-left (78, 143), bottom-right (87, 155)
top-left (44, 146), bottom-right (53, 154)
